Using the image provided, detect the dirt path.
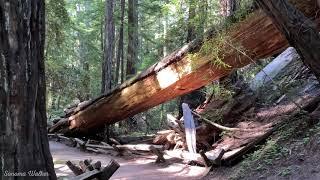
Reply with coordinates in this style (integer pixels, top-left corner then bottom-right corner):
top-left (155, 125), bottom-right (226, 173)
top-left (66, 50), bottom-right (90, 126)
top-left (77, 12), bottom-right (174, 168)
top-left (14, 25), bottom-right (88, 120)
top-left (50, 141), bottom-right (209, 179)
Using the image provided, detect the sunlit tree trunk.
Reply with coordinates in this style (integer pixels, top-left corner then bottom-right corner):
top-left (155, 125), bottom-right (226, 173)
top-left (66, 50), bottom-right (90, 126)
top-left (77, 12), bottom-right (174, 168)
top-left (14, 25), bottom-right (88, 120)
top-left (0, 0), bottom-right (56, 179)
top-left (219, 0), bottom-right (237, 17)
top-left (257, 0), bottom-right (320, 80)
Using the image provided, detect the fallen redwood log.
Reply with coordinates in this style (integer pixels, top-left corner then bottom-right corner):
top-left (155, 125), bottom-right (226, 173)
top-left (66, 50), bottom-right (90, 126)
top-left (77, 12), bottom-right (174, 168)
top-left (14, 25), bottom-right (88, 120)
top-left (116, 144), bottom-right (163, 152)
top-left (51, 0), bottom-right (319, 135)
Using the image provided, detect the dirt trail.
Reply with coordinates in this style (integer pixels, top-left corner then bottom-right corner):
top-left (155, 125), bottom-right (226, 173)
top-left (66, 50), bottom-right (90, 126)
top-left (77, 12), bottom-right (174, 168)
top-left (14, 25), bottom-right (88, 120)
top-left (50, 141), bottom-right (209, 179)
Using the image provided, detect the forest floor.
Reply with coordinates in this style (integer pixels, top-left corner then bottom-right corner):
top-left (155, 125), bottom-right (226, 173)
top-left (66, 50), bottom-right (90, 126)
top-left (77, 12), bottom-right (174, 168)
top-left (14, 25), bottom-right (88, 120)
top-left (204, 118), bottom-right (320, 180)
top-left (50, 141), bottom-right (210, 180)
top-left (50, 57), bottom-right (320, 180)
top-left (203, 63), bottom-right (320, 179)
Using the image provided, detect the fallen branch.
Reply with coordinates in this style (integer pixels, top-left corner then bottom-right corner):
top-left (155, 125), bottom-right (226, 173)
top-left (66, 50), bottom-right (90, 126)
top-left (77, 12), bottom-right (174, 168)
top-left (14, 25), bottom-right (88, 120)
top-left (192, 111), bottom-right (269, 132)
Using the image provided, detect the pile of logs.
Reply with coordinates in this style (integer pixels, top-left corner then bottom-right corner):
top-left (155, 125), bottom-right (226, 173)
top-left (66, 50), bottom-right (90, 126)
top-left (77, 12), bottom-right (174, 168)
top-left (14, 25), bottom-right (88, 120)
top-left (151, 99), bottom-right (279, 167)
top-left (66, 159), bottom-right (119, 180)
top-left (152, 115), bottom-right (220, 151)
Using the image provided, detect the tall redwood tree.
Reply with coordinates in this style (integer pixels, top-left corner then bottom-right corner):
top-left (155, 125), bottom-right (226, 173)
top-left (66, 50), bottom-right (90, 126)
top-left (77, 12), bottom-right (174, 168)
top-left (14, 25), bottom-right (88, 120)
top-left (0, 0), bottom-right (56, 179)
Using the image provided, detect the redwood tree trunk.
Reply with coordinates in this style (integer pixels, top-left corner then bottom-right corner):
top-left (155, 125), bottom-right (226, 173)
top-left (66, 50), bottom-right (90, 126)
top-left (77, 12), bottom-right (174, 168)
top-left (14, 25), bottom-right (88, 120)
top-left (219, 0), bottom-right (237, 17)
top-left (187, 0), bottom-right (196, 42)
top-left (0, 0), bottom-right (56, 179)
top-left (115, 0), bottom-right (125, 85)
top-left (102, 0), bottom-right (115, 93)
top-left (126, 0), bottom-right (138, 79)
top-left (257, 0), bottom-right (320, 80)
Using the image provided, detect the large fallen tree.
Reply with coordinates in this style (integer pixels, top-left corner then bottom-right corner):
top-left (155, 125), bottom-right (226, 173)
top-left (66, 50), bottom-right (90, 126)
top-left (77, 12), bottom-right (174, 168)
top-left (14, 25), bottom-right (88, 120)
top-left (51, 0), bottom-right (319, 135)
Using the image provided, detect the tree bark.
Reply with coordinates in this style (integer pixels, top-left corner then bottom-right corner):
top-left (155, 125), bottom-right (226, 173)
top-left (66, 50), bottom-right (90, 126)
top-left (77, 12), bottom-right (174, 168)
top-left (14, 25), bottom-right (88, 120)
top-left (51, 0), bottom-right (319, 135)
top-left (187, 0), bottom-right (196, 42)
top-left (0, 0), bottom-right (56, 179)
top-left (198, 0), bottom-right (208, 38)
top-left (102, 0), bottom-right (115, 93)
top-left (126, 0), bottom-right (138, 80)
top-left (77, 1), bottom-right (91, 100)
top-left (257, 0), bottom-right (320, 80)
top-left (219, 0), bottom-right (237, 17)
top-left (115, 0), bottom-right (125, 85)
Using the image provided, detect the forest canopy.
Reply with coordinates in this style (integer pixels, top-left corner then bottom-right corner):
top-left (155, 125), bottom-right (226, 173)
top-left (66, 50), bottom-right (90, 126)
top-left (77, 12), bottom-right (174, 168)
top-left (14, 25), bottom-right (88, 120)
top-left (45, 0), bottom-right (253, 130)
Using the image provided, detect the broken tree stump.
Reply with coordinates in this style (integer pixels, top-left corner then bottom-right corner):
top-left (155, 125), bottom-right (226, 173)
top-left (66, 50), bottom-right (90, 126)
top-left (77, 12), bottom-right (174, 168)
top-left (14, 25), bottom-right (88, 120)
top-left (199, 150), bottom-right (212, 167)
top-left (69, 159), bottom-right (119, 180)
top-left (66, 161), bottom-right (83, 176)
top-left (98, 159), bottom-right (120, 180)
top-left (84, 159), bottom-right (94, 171)
top-left (92, 161), bottom-right (102, 170)
top-left (150, 146), bottom-right (166, 163)
top-left (79, 159), bottom-right (94, 172)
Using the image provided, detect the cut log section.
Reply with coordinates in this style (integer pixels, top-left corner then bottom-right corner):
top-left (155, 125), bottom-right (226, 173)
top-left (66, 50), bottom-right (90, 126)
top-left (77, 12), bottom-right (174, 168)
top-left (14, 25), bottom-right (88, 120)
top-left (50, 0), bottom-right (319, 135)
top-left (68, 159), bottom-right (119, 180)
top-left (66, 161), bottom-right (83, 176)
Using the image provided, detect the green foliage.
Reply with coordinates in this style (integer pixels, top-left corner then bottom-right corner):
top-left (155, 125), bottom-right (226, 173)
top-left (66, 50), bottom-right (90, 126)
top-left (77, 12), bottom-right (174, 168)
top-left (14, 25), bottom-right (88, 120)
top-left (279, 166), bottom-right (293, 176)
top-left (231, 0), bottom-right (254, 24)
top-left (188, 0), bottom-right (256, 72)
top-left (189, 32), bottom-right (233, 71)
top-left (44, 0), bottom-right (255, 131)
top-left (45, 0), bottom-right (104, 118)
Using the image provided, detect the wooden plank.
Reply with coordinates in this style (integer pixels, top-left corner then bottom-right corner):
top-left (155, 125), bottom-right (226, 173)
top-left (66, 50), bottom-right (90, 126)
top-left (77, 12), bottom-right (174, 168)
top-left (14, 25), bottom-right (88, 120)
top-left (85, 144), bottom-right (114, 150)
top-left (86, 147), bottom-right (100, 153)
top-left (74, 138), bottom-right (86, 146)
top-left (116, 144), bottom-right (163, 152)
